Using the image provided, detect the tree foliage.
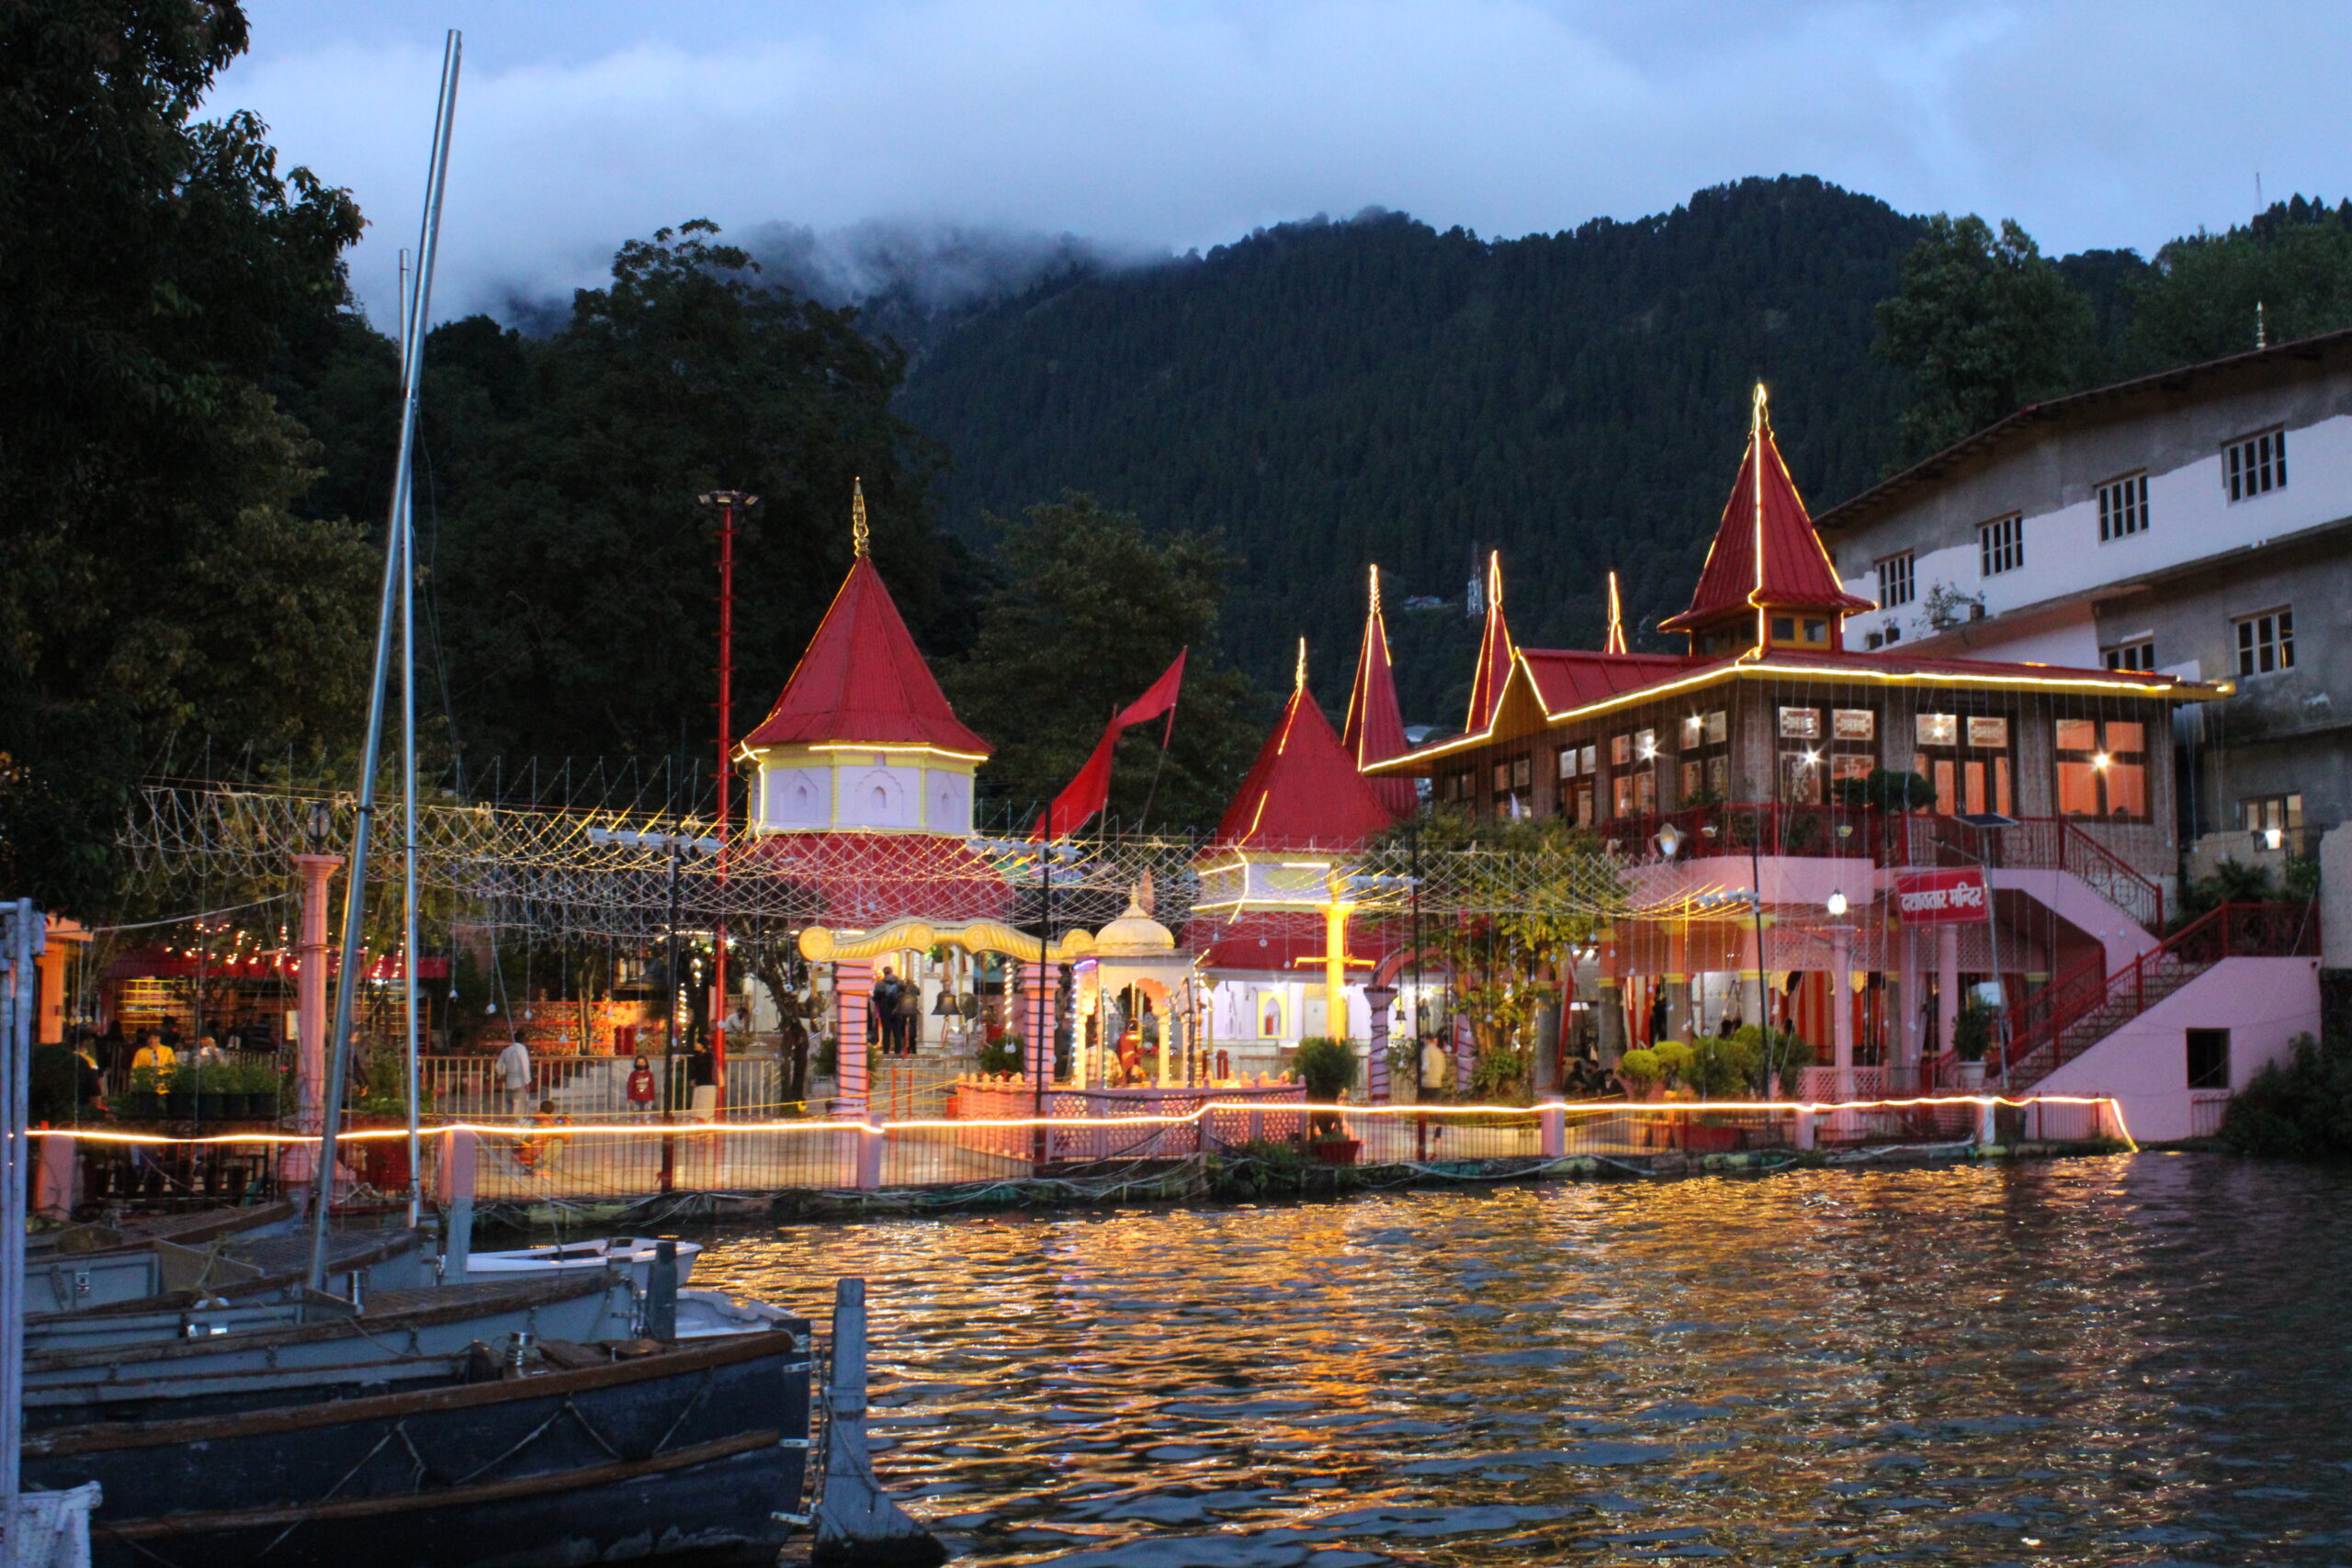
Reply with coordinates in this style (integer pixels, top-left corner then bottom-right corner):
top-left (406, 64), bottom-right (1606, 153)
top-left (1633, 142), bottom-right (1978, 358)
top-left (1873, 215), bottom-right (2096, 462)
top-left (2123, 197), bottom-right (2352, 371)
top-left (900, 178), bottom-right (1924, 719)
top-left (424, 222), bottom-right (973, 773)
top-left (0, 0), bottom-right (377, 912)
top-left (944, 493), bottom-right (1266, 831)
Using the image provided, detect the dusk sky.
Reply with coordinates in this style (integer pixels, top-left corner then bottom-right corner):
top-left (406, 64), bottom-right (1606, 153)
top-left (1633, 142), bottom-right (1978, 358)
top-left (220, 0), bottom-right (2352, 329)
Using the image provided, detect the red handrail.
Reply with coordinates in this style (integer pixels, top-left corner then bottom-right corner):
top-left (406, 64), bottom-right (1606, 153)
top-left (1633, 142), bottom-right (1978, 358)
top-left (2057, 822), bottom-right (2165, 931)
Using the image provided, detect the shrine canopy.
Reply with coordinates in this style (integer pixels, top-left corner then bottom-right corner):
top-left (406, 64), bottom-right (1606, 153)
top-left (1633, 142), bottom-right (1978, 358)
top-left (738, 482), bottom-right (1007, 928)
top-left (743, 483), bottom-right (990, 840)
top-left (1188, 661), bottom-right (1396, 967)
top-left (1658, 384), bottom-right (1874, 656)
top-left (1341, 566), bottom-right (1416, 819)
top-left (1464, 550), bottom-right (1517, 733)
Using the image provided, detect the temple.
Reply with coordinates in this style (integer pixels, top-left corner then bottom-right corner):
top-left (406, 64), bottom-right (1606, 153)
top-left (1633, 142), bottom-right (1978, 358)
top-left (1364, 386), bottom-right (2296, 1140)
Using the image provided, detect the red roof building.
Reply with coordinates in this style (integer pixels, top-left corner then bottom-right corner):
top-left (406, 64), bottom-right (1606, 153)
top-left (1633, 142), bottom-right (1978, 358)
top-left (1658, 385), bottom-right (1874, 655)
top-left (1208, 660), bottom-right (1397, 853)
top-left (1341, 566), bottom-right (1417, 819)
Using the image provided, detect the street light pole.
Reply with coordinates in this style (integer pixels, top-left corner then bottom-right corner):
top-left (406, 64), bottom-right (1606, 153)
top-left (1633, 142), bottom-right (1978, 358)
top-left (697, 490), bottom-right (756, 1117)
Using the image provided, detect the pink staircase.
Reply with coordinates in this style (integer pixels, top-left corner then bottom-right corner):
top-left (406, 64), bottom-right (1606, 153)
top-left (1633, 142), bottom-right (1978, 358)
top-left (1999, 903), bottom-right (2318, 1089)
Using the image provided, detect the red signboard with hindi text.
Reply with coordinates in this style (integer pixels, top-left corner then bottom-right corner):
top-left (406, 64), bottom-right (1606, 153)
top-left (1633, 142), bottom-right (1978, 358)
top-left (1894, 867), bottom-right (1990, 925)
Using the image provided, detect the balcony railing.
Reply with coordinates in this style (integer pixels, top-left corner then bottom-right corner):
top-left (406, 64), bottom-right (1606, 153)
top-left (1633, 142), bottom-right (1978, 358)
top-left (1601, 804), bottom-right (2165, 929)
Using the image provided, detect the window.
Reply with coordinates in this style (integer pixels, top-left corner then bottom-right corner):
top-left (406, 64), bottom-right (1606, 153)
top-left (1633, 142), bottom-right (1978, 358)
top-left (1803, 618), bottom-right (1828, 644)
top-left (2225, 428), bottom-right (2286, 502)
top-left (2235, 608), bottom-right (2294, 676)
top-left (2241, 794), bottom-right (2302, 837)
top-left (1770, 615), bottom-right (1796, 642)
top-left (2098, 473), bottom-right (2148, 541)
top-left (1979, 513), bottom-right (2023, 576)
top-left (1634, 728), bottom-right (1657, 761)
top-left (1679, 710), bottom-right (1729, 805)
top-left (1611, 734), bottom-right (1632, 766)
top-left (1916, 711), bottom-right (2012, 817)
top-left (1779, 706), bottom-right (1822, 740)
top-left (2103, 639), bottom-right (2154, 672)
top-left (2186, 1029), bottom-right (2231, 1090)
top-left (1833, 709), bottom-right (1875, 742)
top-left (1876, 552), bottom-right (1916, 607)
top-left (2053, 717), bottom-right (2149, 823)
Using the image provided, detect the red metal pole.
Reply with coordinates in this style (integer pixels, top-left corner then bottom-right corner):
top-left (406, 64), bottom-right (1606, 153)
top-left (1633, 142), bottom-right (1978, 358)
top-left (700, 490), bottom-right (755, 1116)
top-left (714, 496), bottom-right (734, 1111)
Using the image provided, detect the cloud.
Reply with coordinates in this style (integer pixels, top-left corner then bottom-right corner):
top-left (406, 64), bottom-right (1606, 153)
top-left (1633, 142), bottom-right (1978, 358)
top-left (215, 0), bottom-right (2352, 330)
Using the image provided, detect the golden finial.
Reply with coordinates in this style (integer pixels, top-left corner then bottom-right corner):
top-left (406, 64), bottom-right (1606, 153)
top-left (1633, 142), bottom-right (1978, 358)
top-left (1605, 570), bottom-right (1628, 656)
top-left (1368, 563), bottom-right (1383, 617)
top-left (1487, 549), bottom-right (1503, 612)
top-left (1295, 637), bottom-right (1308, 694)
top-left (851, 476), bottom-right (869, 558)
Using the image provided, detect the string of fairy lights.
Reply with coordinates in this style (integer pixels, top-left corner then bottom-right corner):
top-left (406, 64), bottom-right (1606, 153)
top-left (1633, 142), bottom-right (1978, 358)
top-left (121, 784), bottom-right (1713, 951)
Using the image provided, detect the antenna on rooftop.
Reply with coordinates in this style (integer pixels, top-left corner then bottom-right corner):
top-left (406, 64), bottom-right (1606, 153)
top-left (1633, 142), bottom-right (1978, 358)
top-left (2256, 299), bottom-right (2267, 351)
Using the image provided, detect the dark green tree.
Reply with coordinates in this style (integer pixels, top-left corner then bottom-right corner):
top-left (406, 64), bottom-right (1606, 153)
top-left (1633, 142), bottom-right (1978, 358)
top-left (944, 492), bottom-right (1267, 833)
top-left (2124, 198), bottom-right (2352, 372)
top-left (1874, 214), bottom-right (2096, 461)
top-left (0, 0), bottom-right (378, 911)
top-left (430, 222), bottom-right (972, 774)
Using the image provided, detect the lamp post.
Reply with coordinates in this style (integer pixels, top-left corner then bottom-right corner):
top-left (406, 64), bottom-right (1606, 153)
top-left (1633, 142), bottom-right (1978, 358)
top-left (1825, 888), bottom-right (1856, 1135)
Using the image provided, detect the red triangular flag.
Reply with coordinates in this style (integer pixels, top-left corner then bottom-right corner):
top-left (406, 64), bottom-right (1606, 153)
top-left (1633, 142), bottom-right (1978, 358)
top-left (1031, 651), bottom-right (1191, 840)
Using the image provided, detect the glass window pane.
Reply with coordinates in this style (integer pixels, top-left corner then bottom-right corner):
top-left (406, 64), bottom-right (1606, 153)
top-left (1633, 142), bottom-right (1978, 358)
top-left (2054, 718), bottom-right (2097, 752)
top-left (2056, 760), bottom-right (2100, 817)
top-left (2104, 720), bottom-right (2143, 754)
top-left (1705, 711), bottom-right (1727, 745)
top-left (1917, 713), bottom-right (1958, 747)
top-left (1967, 716), bottom-right (2009, 748)
top-left (2103, 761), bottom-right (2146, 820)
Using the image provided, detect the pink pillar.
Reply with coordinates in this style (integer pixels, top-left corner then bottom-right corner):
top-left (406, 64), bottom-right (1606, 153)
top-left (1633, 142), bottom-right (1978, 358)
top-left (832, 960), bottom-right (872, 1118)
top-left (1895, 923), bottom-right (1923, 1091)
top-left (1020, 960), bottom-right (1053, 1088)
top-left (1828, 922), bottom-right (1857, 1128)
top-left (291, 854), bottom-right (342, 1132)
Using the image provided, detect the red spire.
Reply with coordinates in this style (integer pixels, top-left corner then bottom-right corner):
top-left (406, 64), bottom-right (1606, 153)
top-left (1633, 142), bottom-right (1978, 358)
top-left (1464, 550), bottom-right (1515, 731)
top-left (744, 487), bottom-right (989, 754)
top-left (1211, 651), bottom-right (1396, 852)
top-left (1659, 386), bottom-right (1874, 637)
top-left (1341, 566), bottom-right (1415, 818)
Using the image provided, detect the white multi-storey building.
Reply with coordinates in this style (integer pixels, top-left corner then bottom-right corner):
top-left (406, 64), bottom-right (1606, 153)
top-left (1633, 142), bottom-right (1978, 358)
top-left (1815, 327), bottom-right (2352, 864)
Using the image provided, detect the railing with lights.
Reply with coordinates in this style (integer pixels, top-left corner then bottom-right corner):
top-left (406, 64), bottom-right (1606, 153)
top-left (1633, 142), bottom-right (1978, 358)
top-left (34, 1092), bottom-right (2137, 1211)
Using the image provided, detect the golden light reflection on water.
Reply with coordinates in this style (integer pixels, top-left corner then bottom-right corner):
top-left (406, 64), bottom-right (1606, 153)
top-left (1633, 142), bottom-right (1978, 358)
top-left (695, 1155), bottom-right (2352, 1566)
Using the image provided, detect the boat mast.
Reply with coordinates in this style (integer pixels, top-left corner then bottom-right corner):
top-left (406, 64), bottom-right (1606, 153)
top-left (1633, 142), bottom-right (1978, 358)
top-left (307, 30), bottom-right (460, 1291)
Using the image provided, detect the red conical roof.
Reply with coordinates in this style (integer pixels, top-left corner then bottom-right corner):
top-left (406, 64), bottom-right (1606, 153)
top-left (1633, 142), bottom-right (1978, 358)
top-left (744, 553), bottom-right (990, 755)
top-left (1341, 567), bottom-right (1416, 818)
top-left (1659, 387), bottom-right (1875, 635)
top-left (1464, 550), bottom-right (1516, 731)
top-left (1211, 668), bottom-right (1396, 852)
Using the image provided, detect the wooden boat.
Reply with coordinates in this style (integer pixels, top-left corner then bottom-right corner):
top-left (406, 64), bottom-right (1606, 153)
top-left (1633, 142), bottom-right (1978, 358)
top-left (23, 1328), bottom-right (814, 1568)
top-left (26, 1228), bottom-right (434, 1347)
top-left (675, 1288), bottom-right (794, 1338)
top-left (24, 1199), bottom-right (300, 1311)
top-left (467, 1235), bottom-right (703, 1290)
top-left (27, 1272), bottom-right (639, 1387)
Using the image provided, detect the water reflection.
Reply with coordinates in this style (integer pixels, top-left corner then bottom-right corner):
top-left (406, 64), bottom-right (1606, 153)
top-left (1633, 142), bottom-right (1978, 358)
top-left (697, 1155), bottom-right (2352, 1565)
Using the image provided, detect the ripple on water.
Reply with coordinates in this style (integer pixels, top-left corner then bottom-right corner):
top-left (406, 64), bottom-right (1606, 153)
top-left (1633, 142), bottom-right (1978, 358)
top-left (689, 1155), bottom-right (2352, 1566)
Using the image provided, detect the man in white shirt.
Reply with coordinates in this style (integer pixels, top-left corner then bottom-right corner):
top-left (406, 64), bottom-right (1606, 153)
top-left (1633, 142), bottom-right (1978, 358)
top-left (495, 1038), bottom-right (531, 1120)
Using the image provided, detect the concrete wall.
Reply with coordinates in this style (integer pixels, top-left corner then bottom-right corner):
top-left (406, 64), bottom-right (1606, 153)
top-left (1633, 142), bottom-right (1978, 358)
top-left (2034, 956), bottom-right (2322, 1143)
top-left (1819, 353), bottom-right (2352, 835)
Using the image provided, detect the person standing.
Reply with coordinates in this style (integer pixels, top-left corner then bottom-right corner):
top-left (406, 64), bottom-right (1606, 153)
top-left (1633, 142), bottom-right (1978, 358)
top-left (872, 967), bottom-right (904, 1057)
top-left (495, 1036), bottom-right (531, 1120)
top-left (625, 1054), bottom-right (658, 1117)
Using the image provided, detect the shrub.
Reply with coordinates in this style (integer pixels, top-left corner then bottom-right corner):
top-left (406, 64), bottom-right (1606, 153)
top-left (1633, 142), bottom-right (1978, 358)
top-left (1618, 1047), bottom-right (1662, 1093)
top-left (1651, 1041), bottom-right (1693, 1086)
top-left (1293, 1037), bottom-right (1359, 1101)
top-left (974, 1034), bottom-right (1023, 1077)
top-left (1686, 1032), bottom-right (1763, 1098)
top-left (1833, 768), bottom-right (1939, 814)
top-left (1953, 998), bottom-right (1994, 1063)
top-left (2218, 1031), bottom-right (2352, 1158)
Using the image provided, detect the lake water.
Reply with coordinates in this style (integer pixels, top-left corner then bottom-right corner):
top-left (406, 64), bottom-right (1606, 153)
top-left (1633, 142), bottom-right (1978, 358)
top-left (695, 1155), bottom-right (2352, 1566)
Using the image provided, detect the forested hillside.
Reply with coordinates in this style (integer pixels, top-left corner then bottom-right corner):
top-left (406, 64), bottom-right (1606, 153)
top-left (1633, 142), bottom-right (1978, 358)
top-left (898, 177), bottom-right (1927, 726)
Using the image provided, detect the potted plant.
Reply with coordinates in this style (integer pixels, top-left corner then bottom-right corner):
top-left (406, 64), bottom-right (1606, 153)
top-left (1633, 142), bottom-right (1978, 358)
top-left (126, 1066), bottom-right (162, 1119)
top-left (1651, 1041), bottom-right (1693, 1096)
top-left (1953, 998), bottom-right (1994, 1089)
top-left (1292, 1036), bottom-right (1361, 1164)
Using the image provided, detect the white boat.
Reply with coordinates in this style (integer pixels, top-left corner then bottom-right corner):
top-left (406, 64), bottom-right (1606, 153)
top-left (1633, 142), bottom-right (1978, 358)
top-left (466, 1236), bottom-right (702, 1291)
